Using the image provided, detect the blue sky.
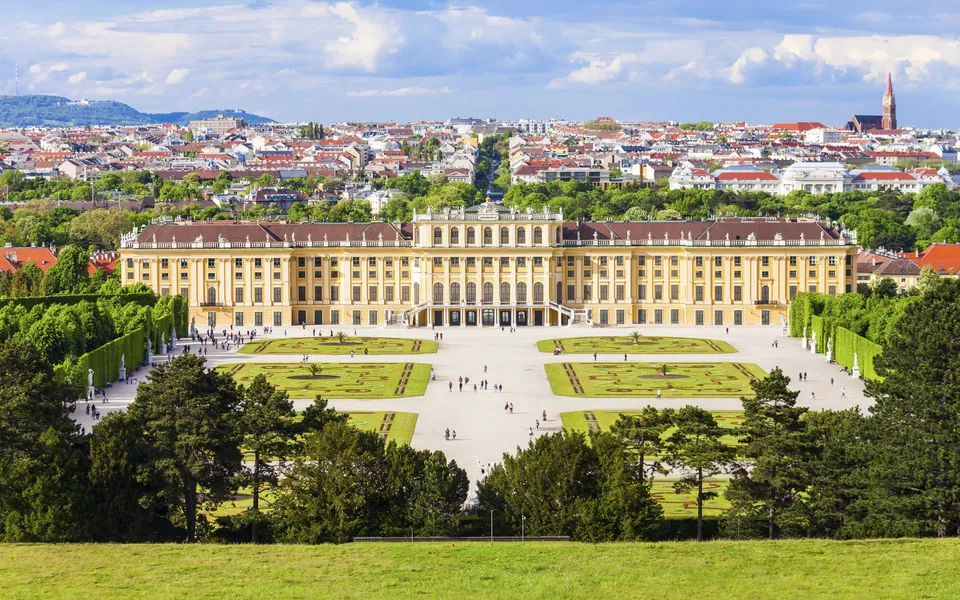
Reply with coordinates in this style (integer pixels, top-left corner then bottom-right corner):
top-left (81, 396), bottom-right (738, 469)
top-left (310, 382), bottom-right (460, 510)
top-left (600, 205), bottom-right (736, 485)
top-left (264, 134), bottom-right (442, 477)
top-left (2, 0), bottom-right (959, 127)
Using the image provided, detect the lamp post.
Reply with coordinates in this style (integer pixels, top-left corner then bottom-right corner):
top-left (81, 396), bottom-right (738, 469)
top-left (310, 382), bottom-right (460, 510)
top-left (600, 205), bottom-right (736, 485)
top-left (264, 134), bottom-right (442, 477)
top-left (490, 509), bottom-right (494, 542)
top-left (521, 515), bottom-right (526, 545)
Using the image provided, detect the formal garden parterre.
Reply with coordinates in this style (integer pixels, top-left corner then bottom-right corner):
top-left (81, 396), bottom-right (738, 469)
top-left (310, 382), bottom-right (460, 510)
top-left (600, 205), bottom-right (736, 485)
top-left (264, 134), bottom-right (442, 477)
top-left (538, 335), bottom-right (736, 354)
top-left (239, 336), bottom-right (438, 355)
top-left (218, 362), bottom-right (432, 399)
top-left (546, 362), bottom-right (766, 398)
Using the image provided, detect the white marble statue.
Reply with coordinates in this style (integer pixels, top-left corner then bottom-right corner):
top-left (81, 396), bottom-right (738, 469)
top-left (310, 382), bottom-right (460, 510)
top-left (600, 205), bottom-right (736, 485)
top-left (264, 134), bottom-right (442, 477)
top-left (810, 331), bottom-right (817, 353)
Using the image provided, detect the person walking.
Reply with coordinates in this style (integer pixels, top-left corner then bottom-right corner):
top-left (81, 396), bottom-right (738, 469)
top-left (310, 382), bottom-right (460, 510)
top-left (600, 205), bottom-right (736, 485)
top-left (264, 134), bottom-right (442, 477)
top-left (830, 378), bottom-right (834, 386)
top-left (841, 387), bottom-right (846, 398)
top-left (452, 430), bottom-right (457, 440)
top-left (484, 365), bottom-right (487, 373)
top-left (449, 381), bottom-right (453, 392)
top-left (594, 353), bottom-right (597, 362)
top-left (459, 382), bottom-right (463, 392)
top-left (624, 354), bottom-right (627, 361)
top-left (542, 409), bottom-right (547, 421)
top-left (509, 403), bottom-right (514, 414)
top-left (535, 420), bottom-right (539, 430)
top-left (656, 388), bottom-right (662, 400)
top-left (504, 402), bottom-right (509, 413)
top-left (473, 384), bottom-right (477, 393)
top-left (529, 427), bottom-right (534, 438)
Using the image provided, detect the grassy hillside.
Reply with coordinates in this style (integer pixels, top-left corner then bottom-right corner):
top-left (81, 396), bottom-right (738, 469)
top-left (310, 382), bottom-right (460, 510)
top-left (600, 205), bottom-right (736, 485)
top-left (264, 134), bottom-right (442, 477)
top-left (0, 95), bottom-right (275, 127)
top-left (1, 539), bottom-right (956, 599)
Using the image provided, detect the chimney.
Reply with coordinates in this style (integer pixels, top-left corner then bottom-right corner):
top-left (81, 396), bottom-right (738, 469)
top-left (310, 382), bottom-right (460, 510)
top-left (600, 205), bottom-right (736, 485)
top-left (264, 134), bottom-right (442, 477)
top-left (915, 248), bottom-right (919, 258)
top-left (871, 257), bottom-right (876, 267)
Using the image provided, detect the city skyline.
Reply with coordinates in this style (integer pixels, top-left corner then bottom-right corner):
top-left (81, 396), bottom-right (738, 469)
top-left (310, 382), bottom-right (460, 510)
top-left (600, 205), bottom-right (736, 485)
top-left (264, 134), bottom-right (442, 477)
top-left (1, 0), bottom-right (959, 127)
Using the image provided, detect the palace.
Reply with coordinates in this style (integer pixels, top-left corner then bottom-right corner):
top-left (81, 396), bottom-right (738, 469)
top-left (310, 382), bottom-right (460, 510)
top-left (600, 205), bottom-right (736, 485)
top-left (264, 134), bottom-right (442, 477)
top-left (119, 203), bottom-right (858, 332)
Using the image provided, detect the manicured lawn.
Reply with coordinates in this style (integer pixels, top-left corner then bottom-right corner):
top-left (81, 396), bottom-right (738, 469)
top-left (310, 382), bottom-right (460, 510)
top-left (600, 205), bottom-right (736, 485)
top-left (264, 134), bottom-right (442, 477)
top-left (346, 411), bottom-right (418, 446)
top-left (218, 362), bottom-right (432, 399)
top-left (2, 540), bottom-right (958, 599)
top-left (560, 409), bottom-right (743, 448)
top-left (538, 335), bottom-right (736, 354)
top-left (652, 478), bottom-right (731, 518)
top-left (239, 336), bottom-right (438, 355)
top-left (545, 362), bottom-right (765, 398)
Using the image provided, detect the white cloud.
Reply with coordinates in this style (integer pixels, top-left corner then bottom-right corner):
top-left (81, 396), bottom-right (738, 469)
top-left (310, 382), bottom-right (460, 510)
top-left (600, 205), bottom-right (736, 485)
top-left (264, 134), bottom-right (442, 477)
top-left (48, 22), bottom-right (66, 37)
top-left (323, 3), bottom-right (402, 72)
top-left (67, 72), bottom-right (87, 84)
top-left (165, 68), bottom-right (191, 85)
top-left (549, 40), bottom-right (706, 88)
top-left (31, 63), bottom-right (70, 83)
top-left (347, 86), bottom-right (455, 98)
top-left (721, 33), bottom-right (960, 86)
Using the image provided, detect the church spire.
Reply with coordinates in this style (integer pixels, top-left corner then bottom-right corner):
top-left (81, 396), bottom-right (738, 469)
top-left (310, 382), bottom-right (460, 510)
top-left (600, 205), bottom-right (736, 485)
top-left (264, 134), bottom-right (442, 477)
top-left (882, 71), bottom-right (897, 130)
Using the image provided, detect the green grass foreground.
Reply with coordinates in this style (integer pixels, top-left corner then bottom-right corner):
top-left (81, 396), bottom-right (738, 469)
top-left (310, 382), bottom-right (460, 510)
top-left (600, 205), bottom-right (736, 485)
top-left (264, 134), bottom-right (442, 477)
top-left (1, 540), bottom-right (957, 599)
top-left (538, 335), bottom-right (736, 354)
top-left (218, 362), bottom-right (431, 399)
top-left (546, 362), bottom-right (765, 398)
top-left (239, 336), bottom-right (438, 355)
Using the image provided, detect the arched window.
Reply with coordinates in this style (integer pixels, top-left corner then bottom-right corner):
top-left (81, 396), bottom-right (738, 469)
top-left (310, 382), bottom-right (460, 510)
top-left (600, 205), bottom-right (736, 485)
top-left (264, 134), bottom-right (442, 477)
top-left (500, 282), bottom-right (511, 303)
top-left (760, 285), bottom-right (770, 303)
top-left (483, 282), bottom-right (494, 303)
top-left (500, 227), bottom-right (509, 245)
top-left (433, 227), bottom-right (442, 245)
top-left (555, 228), bottom-right (561, 244)
top-left (483, 227), bottom-right (492, 245)
top-left (415, 228), bottom-right (421, 245)
top-left (466, 282), bottom-right (477, 303)
top-left (556, 281), bottom-right (563, 302)
top-left (450, 227), bottom-right (459, 245)
top-left (534, 227), bottom-right (543, 244)
top-left (413, 282), bottom-right (420, 304)
top-left (433, 282), bottom-right (444, 303)
top-left (467, 228), bottom-right (475, 245)
top-left (517, 282), bottom-right (527, 303)
top-left (517, 228), bottom-right (526, 244)
top-left (450, 282), bottom-right (461, 303)
top-left (207, 287), bottom-right (217, 305)
top-left (533, 282), bottom-right (544, 303)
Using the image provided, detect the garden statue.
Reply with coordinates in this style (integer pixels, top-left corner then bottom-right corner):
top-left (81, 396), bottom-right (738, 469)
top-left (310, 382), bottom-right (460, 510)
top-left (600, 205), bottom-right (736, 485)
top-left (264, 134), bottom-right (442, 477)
top-left (852, 353), bottom-right (861, 379)
top-left (826, 338), bottom-right (833, 363)
top-left (119, 354), bottom-right (126, 382)
top-left (801, 326), bottom-right (808, 350)
top-left (810, 331), bottom-right (817, 354)
top-left (147, 338), bottom-right (154, 366)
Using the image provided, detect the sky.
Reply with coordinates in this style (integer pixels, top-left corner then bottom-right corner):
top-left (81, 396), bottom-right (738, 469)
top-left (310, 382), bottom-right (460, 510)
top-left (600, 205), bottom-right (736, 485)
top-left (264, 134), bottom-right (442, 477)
top-left (2, 0), bottom-right (959, 127)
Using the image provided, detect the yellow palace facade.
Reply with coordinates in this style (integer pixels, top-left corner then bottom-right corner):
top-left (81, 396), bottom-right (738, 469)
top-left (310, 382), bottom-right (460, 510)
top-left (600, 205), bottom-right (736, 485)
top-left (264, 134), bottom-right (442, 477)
top-left (119, 203), bottom-right (858, 332)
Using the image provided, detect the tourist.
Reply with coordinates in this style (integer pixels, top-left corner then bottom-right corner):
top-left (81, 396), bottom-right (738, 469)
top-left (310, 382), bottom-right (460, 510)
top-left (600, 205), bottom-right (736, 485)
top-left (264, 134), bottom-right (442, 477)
top-left (459, 382), bottom-right (463, 392)
top-left (841, 387), bottom-right (846, 398)
top-left (810, 392), bottom-right (816, 401)
top-left (830, 378), bottom-right (834, 386)
top-left (364, 348), bottom-right (369, 355)
top-left (449, 382), bottom-right (453, 392)
top-left (500, 384), bottom-right (504, 393)
top-left (624, 354), bottom-right (627, 361)
top-left (452, 430), bottom-right (457, 440)
top-left (594, 353), bottom-right (597, 361)
top-left (542, 410), bottom-right (547, 421)
top-left (726, 327), bottom-right (729, 335)
top-left (509, 403), bottom-right (514, 414)
top-left (445, 428), bottom-right (450, 440)
top-left (656, 389), bottom-right (662, 400)
top-left (529, 427), bottom-right (533, 438)
top-left (440, 333), bottom-right (443, 340)
top-left (473, 384), bottom-right (477, 393)
top-left (804, 372), bottom-right (808, 381)
top-left (493, 384), bottom-right (498, 392)
top-left (774, 340), bottom-right (778, 348)
top-left (504, 402), bottom-right (509, 413)
top-left (535, 420), bottom-right (539, 430)
top-left (350, 351), bottom-right (355, 359)
top-left (484, 365), bottom-right (487, 373)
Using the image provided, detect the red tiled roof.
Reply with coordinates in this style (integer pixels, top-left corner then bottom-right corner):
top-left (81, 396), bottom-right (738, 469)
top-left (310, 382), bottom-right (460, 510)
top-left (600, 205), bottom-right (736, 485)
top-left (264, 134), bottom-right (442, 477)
top-left (852, 172), bottom-right (916, 181)
top-left (914, 244), bottom-right (960, 273)
top-left (716, 171), bottom-right (779, 181)
top-left (771, 122), bottom-right (827, 131)
top-left (0, 248), bottom-right (58, 273)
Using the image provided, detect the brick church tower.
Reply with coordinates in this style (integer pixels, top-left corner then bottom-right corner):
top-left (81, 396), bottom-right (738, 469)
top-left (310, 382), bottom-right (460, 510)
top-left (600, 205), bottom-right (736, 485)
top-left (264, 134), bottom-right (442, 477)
top-left (882, 71), bottom-right (897, 130)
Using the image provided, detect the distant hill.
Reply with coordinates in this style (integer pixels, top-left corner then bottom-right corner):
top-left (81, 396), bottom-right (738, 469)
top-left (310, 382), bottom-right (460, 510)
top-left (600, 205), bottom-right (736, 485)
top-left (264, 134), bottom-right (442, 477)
top-left (0, 95), bottom-right (275, 128)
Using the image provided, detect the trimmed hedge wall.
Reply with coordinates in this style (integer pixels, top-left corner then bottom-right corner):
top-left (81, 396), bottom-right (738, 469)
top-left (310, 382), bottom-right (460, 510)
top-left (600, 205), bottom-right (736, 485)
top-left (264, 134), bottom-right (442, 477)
top-left (0, 293), bottom-right (157, 311)
top-left (55, 327), bottom-right (147, 390)
top-left (833, 326), bottom-right (882, 381)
